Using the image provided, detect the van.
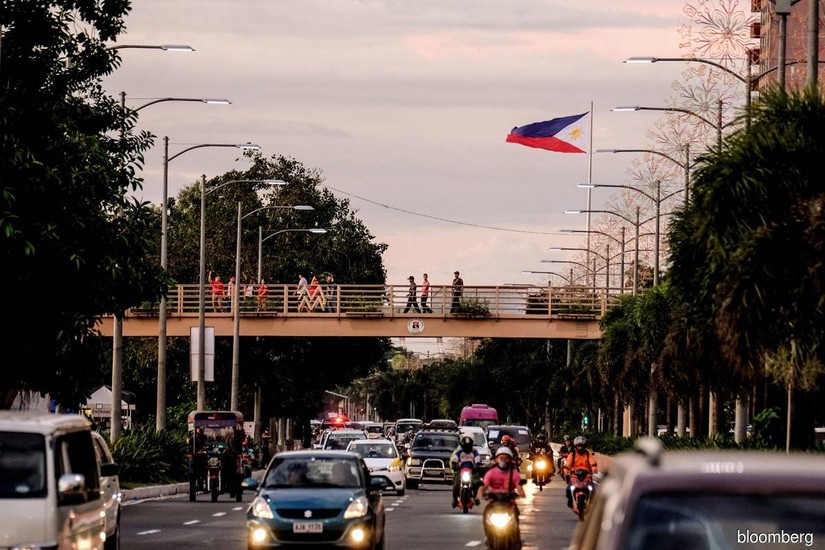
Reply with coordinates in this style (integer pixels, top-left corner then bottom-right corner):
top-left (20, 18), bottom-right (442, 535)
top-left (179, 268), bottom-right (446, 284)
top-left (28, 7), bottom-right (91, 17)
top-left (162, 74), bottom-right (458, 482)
top-left (0, 411), bottom-right (110, 550)
top-left (459, 404), bottom-right (499, 431)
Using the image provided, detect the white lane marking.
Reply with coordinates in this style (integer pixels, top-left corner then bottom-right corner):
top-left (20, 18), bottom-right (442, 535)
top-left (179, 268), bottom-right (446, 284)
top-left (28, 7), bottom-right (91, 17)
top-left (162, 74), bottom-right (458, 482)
top-left (385, 507), bottom-right (395, 512)
top-left (466, 541), bottom-right (482, 547)
top-left (183, 520), bottom-right (200, 525)
top-left (232, 506), bottom-right (244, 511)
top-left (137, 530), bottom-right (160, 535)
top-left (212, 512), bottom-right (227, 517)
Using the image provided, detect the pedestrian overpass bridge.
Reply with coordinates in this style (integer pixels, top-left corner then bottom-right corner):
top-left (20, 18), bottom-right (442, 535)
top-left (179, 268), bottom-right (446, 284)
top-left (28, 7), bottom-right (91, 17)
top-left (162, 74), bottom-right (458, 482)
top-left (97, 283), bottom-right (616, 339)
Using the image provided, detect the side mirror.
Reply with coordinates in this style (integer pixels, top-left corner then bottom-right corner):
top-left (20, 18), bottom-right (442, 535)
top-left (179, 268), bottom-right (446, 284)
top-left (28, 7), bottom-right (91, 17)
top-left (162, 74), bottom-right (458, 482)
top-left (100, 463), bottom-right (120, 477)
top-left (58, 473), bottom-right (87, 505)
top-left (241, 477), bottom-right (259, 491)
top-left (518, 478), bottom-right (527, 486)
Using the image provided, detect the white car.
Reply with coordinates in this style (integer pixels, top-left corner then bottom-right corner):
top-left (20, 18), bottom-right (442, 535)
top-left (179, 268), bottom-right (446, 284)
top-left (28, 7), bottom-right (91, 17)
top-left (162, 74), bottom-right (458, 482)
top-left (459, 426), bottom-right (493, 471)
top-left (346, 439), bottom-right (406, 496)
top-left (91, 431), bottom-right (121, 550)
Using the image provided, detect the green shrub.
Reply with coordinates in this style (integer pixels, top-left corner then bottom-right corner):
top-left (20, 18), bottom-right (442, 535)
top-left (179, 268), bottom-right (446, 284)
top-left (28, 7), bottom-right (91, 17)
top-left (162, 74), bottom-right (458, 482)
top-left (111, 426), bottom-right (188, 484)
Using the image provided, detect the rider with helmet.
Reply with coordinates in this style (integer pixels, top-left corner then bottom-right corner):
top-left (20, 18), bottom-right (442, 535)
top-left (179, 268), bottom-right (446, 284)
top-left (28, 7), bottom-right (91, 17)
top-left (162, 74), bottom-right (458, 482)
top-left (563, 436), bottom-right (598, 507)
top-left (500, 434), bottom-right (521, 469)
top-left (557, 434), bottom-right (574, 480)
top-left (475, 446), bottom-right (526, 530)
top-left (451, 434), bottom-right (481, 507)
top-left (528, 433), bottom-right (556, 479)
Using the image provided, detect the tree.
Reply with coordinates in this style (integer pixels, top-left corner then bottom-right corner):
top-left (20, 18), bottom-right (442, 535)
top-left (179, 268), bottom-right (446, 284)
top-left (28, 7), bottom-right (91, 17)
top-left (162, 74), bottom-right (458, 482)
top-left (0, 1), bottom-right (163, 407)
top-left (668, 87), bottom-right (825, 448)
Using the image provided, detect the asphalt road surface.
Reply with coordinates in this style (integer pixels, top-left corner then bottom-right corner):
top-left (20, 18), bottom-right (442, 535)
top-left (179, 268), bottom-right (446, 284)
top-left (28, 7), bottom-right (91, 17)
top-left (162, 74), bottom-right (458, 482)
top-left (122, 475), bottom-right (580, 549)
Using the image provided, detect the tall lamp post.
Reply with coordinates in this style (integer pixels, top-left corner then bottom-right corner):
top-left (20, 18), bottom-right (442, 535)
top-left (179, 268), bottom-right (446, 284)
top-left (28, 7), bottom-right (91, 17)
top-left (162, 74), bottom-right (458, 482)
top-left (121, 97), bottom-right (232, 431)
top-left (194, 160), bottom-right (265, 411)
top-left (231, 202), bottom-right (317, 412)
top-left (106, 44), bottom-right (195, 52)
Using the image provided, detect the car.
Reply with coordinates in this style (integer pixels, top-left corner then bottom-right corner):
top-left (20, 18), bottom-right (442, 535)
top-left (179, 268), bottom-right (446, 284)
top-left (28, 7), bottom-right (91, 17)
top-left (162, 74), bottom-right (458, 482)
top-left (0, 411), bottom-right (112, 550)
top-left (359, 422), bottom-right (386, 439)
top-left (423, 418), bottom-right (458, 430)
top-left (568, 437), bottom-right (825, 550)
top-left (403, 428), bottom-right (461, 489)
top-left (247, 450), bottom-right (388, 549)
top-left (394, 418), bottom-right (423, 445)
top-left (487, 425), bottom-right (532, 478)
top-left (91, 431), bottom-right (122, 550)
top-left (459, 426), bottom-right (493, 472)
top-left (322, 428), bottom-right (369, 451)
top-left (346, 439), bottom-right (406, 496)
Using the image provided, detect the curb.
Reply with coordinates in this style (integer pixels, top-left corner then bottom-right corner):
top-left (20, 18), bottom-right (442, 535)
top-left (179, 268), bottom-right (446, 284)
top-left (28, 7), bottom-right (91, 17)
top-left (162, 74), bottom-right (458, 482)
top-left (122, 469), bottom-right (265, 503)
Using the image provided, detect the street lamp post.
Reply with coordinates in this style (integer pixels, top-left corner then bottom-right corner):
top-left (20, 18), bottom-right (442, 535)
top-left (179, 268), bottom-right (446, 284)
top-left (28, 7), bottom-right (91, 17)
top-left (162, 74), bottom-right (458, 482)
top-left (545, 246), bottom-right (611, 290)
top-left (106, 44), bottom-right (195, 52)
top-left (231, 202), bottom-right (317, 412)
top-left (612, 105), bottom-right (727, 150)
top-left (194, 159), bottom-right (264, 411)
top-left (520, 269), bottom-right (577, 285)
top-left (560, 228), bottom-right (649, 293)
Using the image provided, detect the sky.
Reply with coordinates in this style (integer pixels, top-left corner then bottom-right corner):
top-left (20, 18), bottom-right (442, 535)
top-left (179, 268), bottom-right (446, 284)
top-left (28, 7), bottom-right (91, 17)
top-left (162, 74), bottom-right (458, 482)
top-left (103, 1), bottom-right (752, 355)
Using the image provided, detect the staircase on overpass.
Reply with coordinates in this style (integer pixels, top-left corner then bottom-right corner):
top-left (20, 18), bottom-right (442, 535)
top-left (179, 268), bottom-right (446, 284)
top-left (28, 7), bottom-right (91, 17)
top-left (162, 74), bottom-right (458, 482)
top-left (97, 283), bottom-right (617, 339)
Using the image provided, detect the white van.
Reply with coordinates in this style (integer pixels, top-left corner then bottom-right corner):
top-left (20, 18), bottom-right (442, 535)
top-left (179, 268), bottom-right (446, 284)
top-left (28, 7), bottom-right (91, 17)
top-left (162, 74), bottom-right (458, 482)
top-left (0, 411), bottom-right (109, 550)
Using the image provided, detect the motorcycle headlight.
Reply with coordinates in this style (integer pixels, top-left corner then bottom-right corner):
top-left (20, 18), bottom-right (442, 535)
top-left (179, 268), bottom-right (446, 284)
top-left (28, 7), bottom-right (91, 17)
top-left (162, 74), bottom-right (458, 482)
top-left (536, 460), bottom-right (547, 470)
top-left (208, 457), bottom-right (221, 468)
top-left (250, 496), bottom-right (274, 519)
top-left (344, 496), bottom-right (369, 519)
top-left (487, 511), bottom-right (513, 529)
top-left (461, 470), bottom-right (472, 482)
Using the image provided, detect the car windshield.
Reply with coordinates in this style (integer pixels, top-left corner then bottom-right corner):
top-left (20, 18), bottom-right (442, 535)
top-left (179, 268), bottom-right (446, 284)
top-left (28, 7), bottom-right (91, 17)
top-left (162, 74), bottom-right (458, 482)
top-left (396, 421), bottom-right (422, 433)
top-left (263, 456), bottom-right (362, 489)
top-left (488, 428), bottom-right (531, 447)
top-left (412, 434), bottom-right (460, 451)
top-left (621, 494), bottom-right (825, 550)
top-left (324, 432), bottom-right (366, 450)
top-left (463, 433), bottom-right (487, 447)
top-left (348, 442), bottom-right (397, 459)
top-left (0, 432), bottom-right (46, 498)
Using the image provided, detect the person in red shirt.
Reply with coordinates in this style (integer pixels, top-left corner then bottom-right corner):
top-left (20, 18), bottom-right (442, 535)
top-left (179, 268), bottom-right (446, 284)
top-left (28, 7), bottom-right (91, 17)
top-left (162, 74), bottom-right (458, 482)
top-left (256, 278), bottom-right (269, 312)
top-left (476, 446), bottom-right (525, 499)
top-left (210, 273), bottom-right (225, 312)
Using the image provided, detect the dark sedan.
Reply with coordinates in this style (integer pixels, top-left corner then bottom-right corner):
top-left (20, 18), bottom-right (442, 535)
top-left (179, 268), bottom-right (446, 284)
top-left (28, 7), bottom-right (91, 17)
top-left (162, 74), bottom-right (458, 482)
top-left (247, 450), bottom-right (387, 549)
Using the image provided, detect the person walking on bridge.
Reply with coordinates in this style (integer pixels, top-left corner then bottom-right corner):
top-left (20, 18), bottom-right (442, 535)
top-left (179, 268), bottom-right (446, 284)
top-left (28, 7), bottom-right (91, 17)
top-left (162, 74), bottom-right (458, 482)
top-left (451, 271), bottom-right (464, 311)
top-left (420, 273), bottom-right (432, 313)
top-left (404, 275), bottom-right (421, 313)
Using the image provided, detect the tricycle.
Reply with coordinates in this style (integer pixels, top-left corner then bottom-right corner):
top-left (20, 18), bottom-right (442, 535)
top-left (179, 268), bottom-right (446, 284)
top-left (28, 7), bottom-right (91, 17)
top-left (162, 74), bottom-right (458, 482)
top-left (187, 410), bottom-right (248, 502)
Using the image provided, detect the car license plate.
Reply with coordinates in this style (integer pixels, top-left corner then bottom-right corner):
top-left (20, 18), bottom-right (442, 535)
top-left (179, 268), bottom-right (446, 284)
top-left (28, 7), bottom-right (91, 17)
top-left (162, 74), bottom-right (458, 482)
top-left (293, 522), bottom-right (323, 533)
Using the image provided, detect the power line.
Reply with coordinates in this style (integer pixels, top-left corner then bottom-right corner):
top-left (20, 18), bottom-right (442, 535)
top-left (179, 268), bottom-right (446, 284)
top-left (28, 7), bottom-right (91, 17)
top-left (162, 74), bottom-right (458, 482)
top-left (321, 183), bottom-right (560, 236)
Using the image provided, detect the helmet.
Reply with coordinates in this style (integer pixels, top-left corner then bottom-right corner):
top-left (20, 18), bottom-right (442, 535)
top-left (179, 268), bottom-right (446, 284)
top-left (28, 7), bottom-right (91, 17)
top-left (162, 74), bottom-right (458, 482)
top-left (563, 434), bottom-right (571, 442)
top-left (536, 433), bottom-right (547, 443)
top-left (500, 435), bottom-right (512, 446)
top-left (460, 435), bottom-right (474, 453)
top-left (574, 436), bottom-right (586, 448)
top-left (494, 446), bottom-right (514, 459)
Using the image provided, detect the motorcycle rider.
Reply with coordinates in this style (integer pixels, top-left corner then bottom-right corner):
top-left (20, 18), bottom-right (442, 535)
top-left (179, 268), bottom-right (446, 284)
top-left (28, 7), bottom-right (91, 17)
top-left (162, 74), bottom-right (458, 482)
top-left (527, 433), bottom-right (555, 480)
top-left (450, 435), bottom-right (481, 508)
top-left (476, 447), bottom-right (525, 540)
top-left (557, 434), bottom-right (574, 480)
top-left (563, 436), bottom-right (598, 508)
top-left (500, 434), bottom-right (521, 469)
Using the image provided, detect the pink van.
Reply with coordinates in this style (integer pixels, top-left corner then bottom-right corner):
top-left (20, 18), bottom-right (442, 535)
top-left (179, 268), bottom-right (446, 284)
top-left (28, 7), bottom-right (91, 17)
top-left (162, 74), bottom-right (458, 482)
top-left (459, 404), bottom-right (499, 431)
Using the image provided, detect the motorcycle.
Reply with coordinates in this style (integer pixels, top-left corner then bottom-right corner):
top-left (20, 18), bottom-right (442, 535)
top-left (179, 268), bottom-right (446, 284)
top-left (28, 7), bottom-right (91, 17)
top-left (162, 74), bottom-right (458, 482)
top-left (482, 487), bottom-right (524, 550)
top-left (206, 445), bottom-right (228, 502)
top-left (568, 469), bottom-right (594, 522)
top-left (557, 450), bottom-right (570, 483)
top-left (457, 466), bottom-right (477, 514)
top-left (528, 449), bottom-right (550, 491)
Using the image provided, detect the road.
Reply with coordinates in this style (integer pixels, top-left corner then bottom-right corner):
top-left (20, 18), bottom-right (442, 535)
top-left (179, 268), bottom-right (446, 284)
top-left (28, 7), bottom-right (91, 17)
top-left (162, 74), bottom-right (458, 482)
top-left (122, 476), bottom-right (580, 549)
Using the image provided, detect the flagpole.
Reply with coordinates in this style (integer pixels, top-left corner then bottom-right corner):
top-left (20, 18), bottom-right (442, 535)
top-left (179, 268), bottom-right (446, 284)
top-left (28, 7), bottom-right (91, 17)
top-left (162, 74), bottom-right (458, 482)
top-left (585, 101), bottom-right (593, 286)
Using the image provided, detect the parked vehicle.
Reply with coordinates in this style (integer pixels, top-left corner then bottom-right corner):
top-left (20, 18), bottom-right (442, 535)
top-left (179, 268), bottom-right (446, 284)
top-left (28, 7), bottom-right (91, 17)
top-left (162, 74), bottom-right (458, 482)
top-left (459, 404), bottom-right (498, 431)
top-left (0, 411), bottom-right (110, 550)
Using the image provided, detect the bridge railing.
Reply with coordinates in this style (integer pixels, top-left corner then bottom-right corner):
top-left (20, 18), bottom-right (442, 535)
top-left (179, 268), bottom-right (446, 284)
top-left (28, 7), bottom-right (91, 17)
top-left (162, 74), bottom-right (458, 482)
top-left (126, 284), bottom-right (622, 319)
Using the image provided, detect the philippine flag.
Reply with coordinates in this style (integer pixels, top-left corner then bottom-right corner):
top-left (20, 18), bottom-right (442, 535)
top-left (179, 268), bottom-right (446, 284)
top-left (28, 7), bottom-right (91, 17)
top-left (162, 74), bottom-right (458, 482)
top-left (506, 112), bottom-right (589, 153)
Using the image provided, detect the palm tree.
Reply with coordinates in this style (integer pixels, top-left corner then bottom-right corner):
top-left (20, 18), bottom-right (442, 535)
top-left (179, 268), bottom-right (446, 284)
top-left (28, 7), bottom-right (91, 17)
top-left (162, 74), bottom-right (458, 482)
top-left (668, 87), bottom-right (825, 449)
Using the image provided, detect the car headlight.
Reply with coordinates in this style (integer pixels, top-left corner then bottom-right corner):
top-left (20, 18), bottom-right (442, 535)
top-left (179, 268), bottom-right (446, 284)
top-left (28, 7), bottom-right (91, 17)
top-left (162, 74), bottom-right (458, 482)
top-left (408, 458), bottom-right (421, 466)
top-left (250, 496), bottom-right (274, 519)
top-left (344, 496), bottom-right (369, 519)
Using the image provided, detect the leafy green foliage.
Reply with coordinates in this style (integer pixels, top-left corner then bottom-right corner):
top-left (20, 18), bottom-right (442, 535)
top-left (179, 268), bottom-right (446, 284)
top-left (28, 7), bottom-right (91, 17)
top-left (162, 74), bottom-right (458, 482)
top-left (0, 1), bottom-right (164, 406)
top-left (110, 427), bottom-right (188, 484)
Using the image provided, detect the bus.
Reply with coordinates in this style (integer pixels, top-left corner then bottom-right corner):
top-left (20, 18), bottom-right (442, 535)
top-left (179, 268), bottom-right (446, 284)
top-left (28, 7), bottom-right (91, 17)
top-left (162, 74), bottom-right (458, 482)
top-left (459, 404), bottom-right (499, 431)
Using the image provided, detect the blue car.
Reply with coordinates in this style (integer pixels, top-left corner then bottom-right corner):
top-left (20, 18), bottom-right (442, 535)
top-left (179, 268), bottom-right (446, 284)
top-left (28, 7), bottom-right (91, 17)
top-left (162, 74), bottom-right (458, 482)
top-left (247, 450), bottom-right (388, 549)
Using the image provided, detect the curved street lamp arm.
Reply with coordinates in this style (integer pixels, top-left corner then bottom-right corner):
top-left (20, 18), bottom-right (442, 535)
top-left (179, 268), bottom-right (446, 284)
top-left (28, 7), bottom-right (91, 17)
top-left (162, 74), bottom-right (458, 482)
top-left (242, 204), bottom-right (310, 220)
top-left (615, 106), bottom-right (717, 130)
top-left (106, 44), bottom-right (195, 52)
top-left (547, 246), bottom-right (609, 261)
top-left (134, 97), bottom-right (231, 112)
top-left (168, 143), bottom-right (242, 163)
top-left (566, 209), bottom-right (638, 226)
top-left (596, 148), bottom-right (685, 169)
top-left (624, 56), bottom-right (746, 84)
top-left (261, 228), bottom-right (324, 244)
top-left (580, 183), bottom-right (656, 203)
